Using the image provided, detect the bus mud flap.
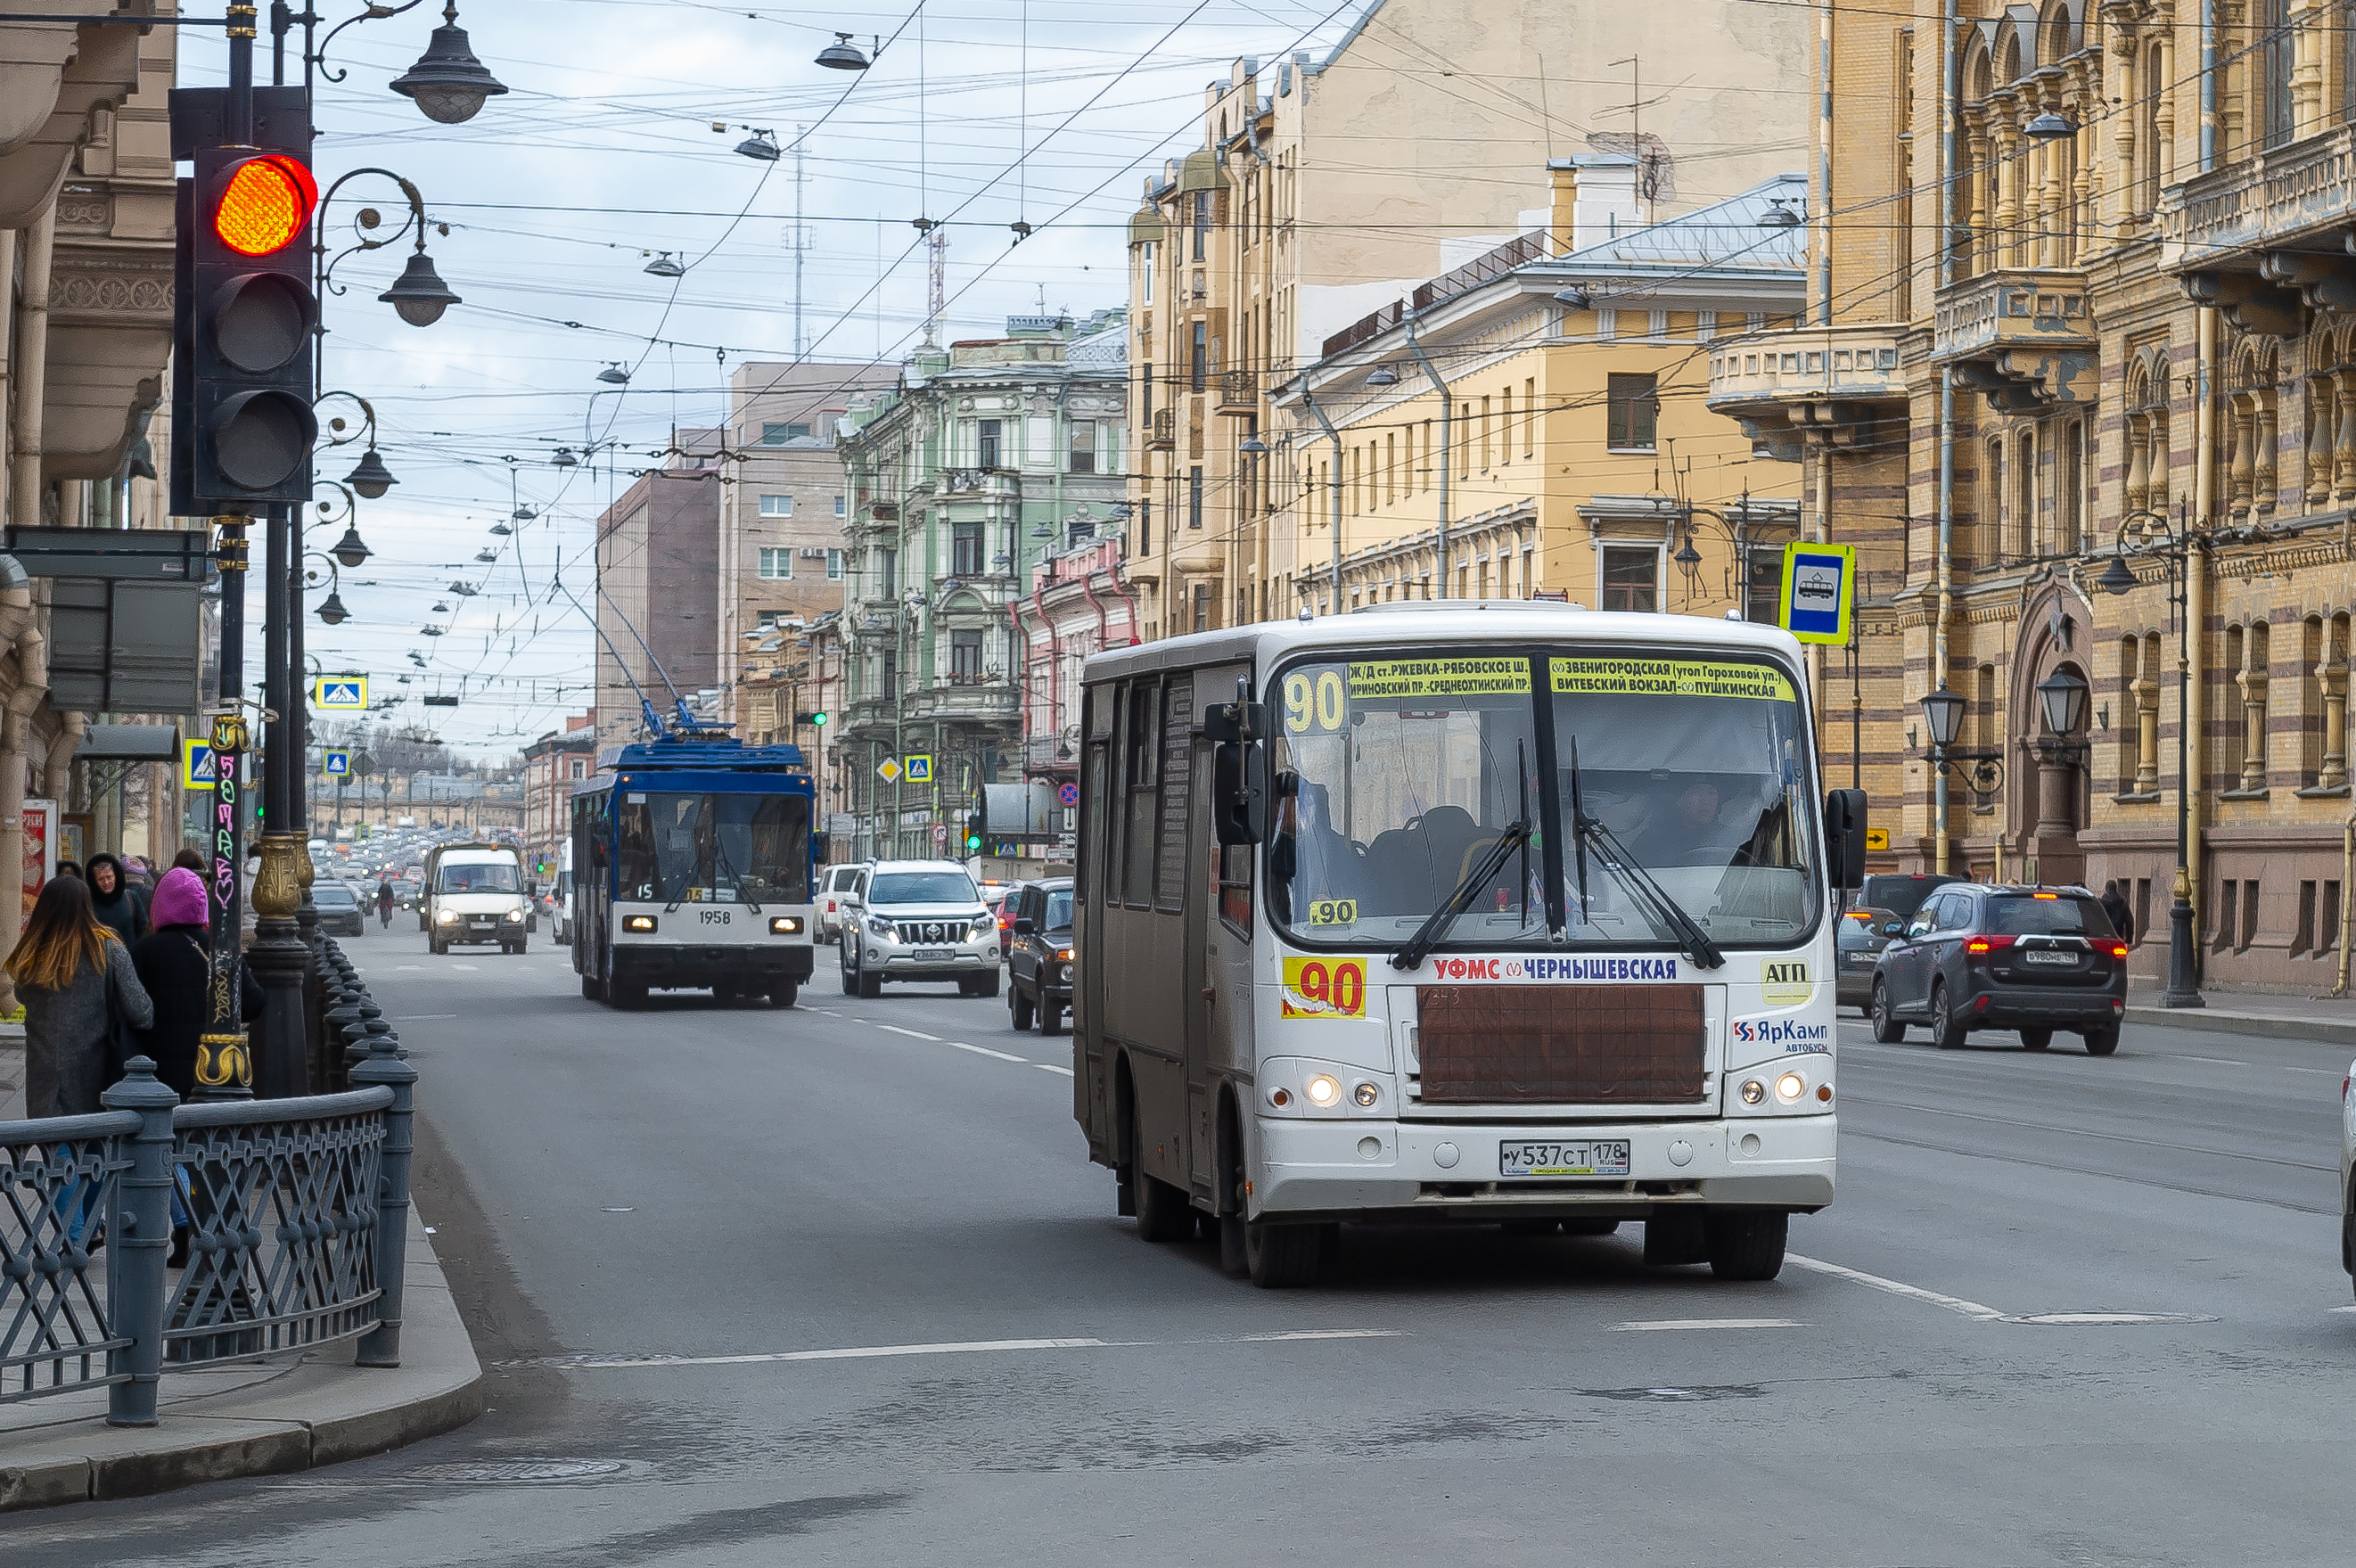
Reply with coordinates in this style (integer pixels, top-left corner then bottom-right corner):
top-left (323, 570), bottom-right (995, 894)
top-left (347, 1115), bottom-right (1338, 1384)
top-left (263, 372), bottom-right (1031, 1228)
top-left (1643, 1209), bottom-right (1709, 1267)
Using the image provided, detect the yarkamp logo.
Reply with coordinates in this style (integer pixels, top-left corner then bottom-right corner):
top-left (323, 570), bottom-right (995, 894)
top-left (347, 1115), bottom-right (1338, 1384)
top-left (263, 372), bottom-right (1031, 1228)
top-left (1731, 1017), bottom-right (1833, 1049)
top-left (1427, 956), bottom-right (1679, 981)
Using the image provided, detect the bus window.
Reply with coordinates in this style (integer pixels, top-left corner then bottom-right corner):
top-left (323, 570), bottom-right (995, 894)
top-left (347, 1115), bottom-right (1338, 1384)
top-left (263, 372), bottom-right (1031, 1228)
top-left (616, 792), bottom-right (811, 904)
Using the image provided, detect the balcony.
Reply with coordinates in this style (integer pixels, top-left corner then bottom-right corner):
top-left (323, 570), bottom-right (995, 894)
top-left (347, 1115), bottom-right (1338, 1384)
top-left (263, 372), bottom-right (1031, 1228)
top-left (906, 680), bottom-right (1018, 726)
top-left (1023, 733), bottom-right (1077, 772)
top-left (1931, 268), bottom-right (2096, 410)
top-left (1148, 408), bottom-right (1176, 449)
top-left (941, 467), bottom-right (1019, 497)
top-left (1704, 323), bottom-right (1906, 452)
top-left (2165, 123), bottom-right (2356, 268)
top-left (1217, 368), bottom-right (1257, 414)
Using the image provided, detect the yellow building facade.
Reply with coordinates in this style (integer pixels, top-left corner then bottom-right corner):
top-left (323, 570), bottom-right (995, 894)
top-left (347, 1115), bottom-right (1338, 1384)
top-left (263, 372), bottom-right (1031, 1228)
top-left (1708, 0), bottom-right (2356, 992)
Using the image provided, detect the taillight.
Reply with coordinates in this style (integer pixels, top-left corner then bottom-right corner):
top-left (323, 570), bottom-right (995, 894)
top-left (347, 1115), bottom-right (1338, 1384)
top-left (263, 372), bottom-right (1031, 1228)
top-left (1965, 934), bottom-right (2016, 955)
top-left (2106, 942), bottom-right (2128, 957)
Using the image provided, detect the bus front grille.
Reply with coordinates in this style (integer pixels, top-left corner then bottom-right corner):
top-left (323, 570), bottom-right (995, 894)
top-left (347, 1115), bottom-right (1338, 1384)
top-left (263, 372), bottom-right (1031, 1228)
top-left (1415, 984), bottom-right (1706, 1104)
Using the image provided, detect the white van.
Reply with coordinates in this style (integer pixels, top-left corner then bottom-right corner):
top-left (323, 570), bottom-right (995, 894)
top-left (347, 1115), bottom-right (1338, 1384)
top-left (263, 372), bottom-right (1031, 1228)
top-left (423, 842), bottom-right (529, 955)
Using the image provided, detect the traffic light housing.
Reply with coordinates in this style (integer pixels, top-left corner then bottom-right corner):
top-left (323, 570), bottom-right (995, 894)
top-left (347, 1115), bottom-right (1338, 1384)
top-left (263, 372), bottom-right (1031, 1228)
top-left (793, 710), bottom-right (827, 727)
top-left (170, 88), bottom-right (319, 513)
top-left (965, 809), bottom-right (983, 854)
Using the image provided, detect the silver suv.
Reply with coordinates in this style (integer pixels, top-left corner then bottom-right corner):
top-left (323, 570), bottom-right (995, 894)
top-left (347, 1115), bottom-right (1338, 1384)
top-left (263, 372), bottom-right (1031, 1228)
top-left (839, 860), bottom-right (1001, 999)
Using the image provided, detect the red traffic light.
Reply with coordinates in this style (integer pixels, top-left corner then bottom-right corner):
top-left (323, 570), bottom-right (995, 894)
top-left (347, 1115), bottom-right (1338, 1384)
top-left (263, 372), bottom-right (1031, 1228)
top-left (211, 154), bottom-right (316, 257)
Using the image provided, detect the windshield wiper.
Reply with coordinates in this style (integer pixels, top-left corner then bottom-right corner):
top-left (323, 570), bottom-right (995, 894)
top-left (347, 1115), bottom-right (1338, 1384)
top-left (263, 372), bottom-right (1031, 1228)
top-left (1390, 819), bottom-right (1531, 972)
top-left (1563, 746), bottom-right (1725, 971)
top-left (712, 836), bottom-right (761, 915)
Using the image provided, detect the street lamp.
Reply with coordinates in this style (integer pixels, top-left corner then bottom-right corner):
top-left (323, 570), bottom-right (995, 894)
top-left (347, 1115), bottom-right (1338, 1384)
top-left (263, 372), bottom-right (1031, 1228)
top-left (388, 3), bottom-right (510, 125)
top-left (331, 525), bottom-right (371, 569)
top-left (343, 446), bottom-right (396, 498)
top-left (2035, 667), bottom-right (2089, 739)
top-left (2099, 505), bottom-right (2204, 1009)
top-left (378, 241), bottom-right (460, 326)
top-left (1918, 683), bottom-right (2004, 872)
top-left (817, 31), bottom-right (874, 70)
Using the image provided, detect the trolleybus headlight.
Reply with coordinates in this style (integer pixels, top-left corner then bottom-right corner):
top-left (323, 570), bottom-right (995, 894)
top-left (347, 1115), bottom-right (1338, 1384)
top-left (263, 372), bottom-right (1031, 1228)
top-left (1739, 1078), bottom-right (1767, 1105)
top-left (623, 915), bottom-right (657, 933)
top-left (1775, 1071), bottom-right (1807, 1103)
top-left (1353, 1081), bottom-right (1379, 1108)
top-left (1305, 1073), bottom-right (1342, 1108)
top-left (769, 915), bottom-right (802, 934)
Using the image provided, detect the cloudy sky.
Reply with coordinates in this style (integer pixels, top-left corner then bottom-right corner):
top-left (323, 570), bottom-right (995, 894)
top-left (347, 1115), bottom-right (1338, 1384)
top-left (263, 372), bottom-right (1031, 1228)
top-left (184, 0), bottom-right (1368, 757)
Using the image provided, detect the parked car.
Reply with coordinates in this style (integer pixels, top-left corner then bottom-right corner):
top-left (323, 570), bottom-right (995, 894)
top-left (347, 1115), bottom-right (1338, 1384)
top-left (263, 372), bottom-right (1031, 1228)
top-left (310, 880), bottom-right (366, 936)
top-left (838, 860), bottom-right (999, 998)
top-left (1005, 878), bottom-right (1074, 1033)
top-left (1855, 872), bottom-right (1965, 925)
top-left (816, 863), bottom-right (866, 940)
top-left (1869, 883), bottom-right (2128, 1054)
top-left (1835, 906), bottom-right (1902, 1009)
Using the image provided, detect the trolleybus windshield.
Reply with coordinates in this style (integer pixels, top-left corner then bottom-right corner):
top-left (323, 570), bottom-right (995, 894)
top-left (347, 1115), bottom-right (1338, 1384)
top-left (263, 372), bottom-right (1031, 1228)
top-left (1268, 650), bottom-right (1818, 949)
top-left (616, 792), bottom-right (811, 905)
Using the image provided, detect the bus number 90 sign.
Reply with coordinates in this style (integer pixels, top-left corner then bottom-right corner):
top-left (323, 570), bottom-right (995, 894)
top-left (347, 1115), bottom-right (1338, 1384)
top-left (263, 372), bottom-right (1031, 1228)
top-left (1282, 956), bottom-right (1366, 1020)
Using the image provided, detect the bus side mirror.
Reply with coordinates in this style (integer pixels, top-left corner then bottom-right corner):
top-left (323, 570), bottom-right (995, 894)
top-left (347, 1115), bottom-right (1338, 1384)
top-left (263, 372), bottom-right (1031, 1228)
top-left (1823, 788), bottom-right (1868, 891)
top-left (1212, 741), bottom-right (1268, 845)
top-left (1203, 700), bottom-right (1268, 743)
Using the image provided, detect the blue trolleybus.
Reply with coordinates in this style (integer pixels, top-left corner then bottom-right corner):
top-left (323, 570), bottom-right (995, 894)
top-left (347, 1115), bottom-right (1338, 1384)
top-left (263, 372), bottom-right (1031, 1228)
top-left (569, 731), bottom-right (818, 1008)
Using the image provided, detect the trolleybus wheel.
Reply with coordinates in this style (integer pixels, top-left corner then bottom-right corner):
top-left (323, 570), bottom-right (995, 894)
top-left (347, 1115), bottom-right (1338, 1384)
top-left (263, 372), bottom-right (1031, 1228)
top-left (1010, 985), bottom-right (1035, 1031)
top-left (615, 982), bottom-right (647, 1009)
top-left (1244, 1220), bottom-right (1327, 1288)
top-left (580, 974), bottom-right (606, 1002)
top-left (1703, 1210), bottom-right (1787, 1281)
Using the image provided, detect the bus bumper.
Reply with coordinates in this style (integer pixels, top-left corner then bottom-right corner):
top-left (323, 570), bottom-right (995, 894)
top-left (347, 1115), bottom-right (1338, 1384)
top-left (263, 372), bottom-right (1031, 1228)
top-left (1252, 1114), bottom-right (1835, 1219)
top-left (612, 945), bottom-right (815, 989)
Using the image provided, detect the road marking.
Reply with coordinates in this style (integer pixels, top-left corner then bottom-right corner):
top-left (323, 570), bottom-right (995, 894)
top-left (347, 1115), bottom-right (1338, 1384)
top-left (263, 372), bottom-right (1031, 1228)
top-left (1611, 1318), bottom-right (1805, 1332)
top-left (2007, 1312), bottom-right (2217, 1326)
top-left (946, 1041), bottom-right (1027, 1063)
top-left (1037, 1063), bottom-right (1075, 1077)
top-left (452, 964), bottom-right (480, 972)
top-left (875, 1024), bottom-right (942, 1041)
top-left (2278, 1065), bottom-right (2341, 1076)
top-left (1786, 1254), bottom-right (2009, 1322)
top-left (395, 1014), bottom-right (457, 1022)
top-left (535, 1327), bottom-right (1405, 1372)
top-left (2170, 1054), bottom-right (2246, 1066)
top-left (397, 965), bottom-right (424, 971)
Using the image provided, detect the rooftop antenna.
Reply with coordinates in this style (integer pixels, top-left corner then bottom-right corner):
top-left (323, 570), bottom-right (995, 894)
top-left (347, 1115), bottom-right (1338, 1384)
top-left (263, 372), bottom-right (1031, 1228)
top-left (790, 125), bottom-right (812, 357)
top-left (924, 224), bottom-right (948, 348)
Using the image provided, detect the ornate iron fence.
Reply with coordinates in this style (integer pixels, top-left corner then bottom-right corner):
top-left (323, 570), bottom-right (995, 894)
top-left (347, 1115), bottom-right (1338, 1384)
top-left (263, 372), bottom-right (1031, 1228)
top-left (0, 948), bottom-right (416, 1426)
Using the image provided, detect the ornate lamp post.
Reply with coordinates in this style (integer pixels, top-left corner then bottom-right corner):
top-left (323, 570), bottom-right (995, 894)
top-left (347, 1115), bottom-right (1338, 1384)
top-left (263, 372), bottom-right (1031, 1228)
top-left (1919, 682), bottom-right (2006, 874)
top-left (2098, 505), bottom-right (2204, 1009)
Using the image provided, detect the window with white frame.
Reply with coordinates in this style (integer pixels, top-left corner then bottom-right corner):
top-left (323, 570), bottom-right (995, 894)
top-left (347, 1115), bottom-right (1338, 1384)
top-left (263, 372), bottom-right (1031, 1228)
top-left (758, 548), bottom-right (793, 579)
top-left (759, 494), bottom-right (792, 517)
top-left (1599, 544), bottom-right (1658, 613)
top-left (825, 548), bottom-right (844, 579)
top-left (833, 494), bottom-right (845, 518)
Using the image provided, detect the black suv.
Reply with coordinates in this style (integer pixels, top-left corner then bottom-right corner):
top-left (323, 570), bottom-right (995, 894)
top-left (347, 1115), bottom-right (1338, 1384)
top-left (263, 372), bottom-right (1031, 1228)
top-left (1869, 883), bottom-right (2129, 1054)
top-left (1006, 878), bottom-right (1074, 1035)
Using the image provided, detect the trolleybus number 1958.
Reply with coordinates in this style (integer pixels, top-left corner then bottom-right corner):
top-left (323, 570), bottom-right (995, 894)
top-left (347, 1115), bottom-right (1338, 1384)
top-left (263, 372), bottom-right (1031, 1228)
top-left (1498, 1140), bottom-right (1634, 1178)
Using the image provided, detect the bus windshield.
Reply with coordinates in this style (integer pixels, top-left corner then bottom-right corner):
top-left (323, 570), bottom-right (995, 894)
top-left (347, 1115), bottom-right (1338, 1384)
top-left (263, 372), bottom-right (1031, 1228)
top-left (616, 792), bottom-right (811, 904)
top-left (1268, 650), bottom-right (1818, 949)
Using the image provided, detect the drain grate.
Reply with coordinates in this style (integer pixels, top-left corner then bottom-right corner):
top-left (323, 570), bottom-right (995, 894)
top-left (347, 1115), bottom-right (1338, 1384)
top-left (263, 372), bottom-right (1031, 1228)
top-left (402, 1458), bottom-right (634, 1484)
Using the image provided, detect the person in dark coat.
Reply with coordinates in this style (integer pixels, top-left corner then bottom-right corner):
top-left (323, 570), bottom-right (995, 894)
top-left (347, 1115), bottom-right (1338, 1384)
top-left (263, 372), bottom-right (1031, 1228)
top-left (2100, 880), bottom-right (2135, 944)
top-left (10, 874), bottom-right (152, 1119)
top-left (130, 866), bottom-right (259, 1103)
top-left (86, 853), bottom-right (149, 948)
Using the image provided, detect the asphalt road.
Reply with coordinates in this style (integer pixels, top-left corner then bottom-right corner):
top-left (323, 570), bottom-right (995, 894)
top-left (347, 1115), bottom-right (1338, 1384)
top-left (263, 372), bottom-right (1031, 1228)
top-left (25, 925), bottom-right (2356, 1566)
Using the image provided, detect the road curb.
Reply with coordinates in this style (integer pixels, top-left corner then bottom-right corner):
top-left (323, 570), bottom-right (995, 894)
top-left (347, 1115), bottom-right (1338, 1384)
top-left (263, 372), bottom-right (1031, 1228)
top-left (0, 1211), bottom-right (482, 1513)
top-left (2126, 1005), bottom-right (2356, 1047)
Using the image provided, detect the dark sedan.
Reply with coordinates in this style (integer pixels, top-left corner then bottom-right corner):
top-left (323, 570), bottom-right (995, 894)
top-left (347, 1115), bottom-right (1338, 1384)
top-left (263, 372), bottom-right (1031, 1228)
top-left (1006, 878), bottom-right (1073, 1035)
top-left (1869, 883), bottom-right (2128, 1054)
top-left (1835, 906), bottom-right (1901, 1008)
top-left (310, 880), bottom-right (366, 936)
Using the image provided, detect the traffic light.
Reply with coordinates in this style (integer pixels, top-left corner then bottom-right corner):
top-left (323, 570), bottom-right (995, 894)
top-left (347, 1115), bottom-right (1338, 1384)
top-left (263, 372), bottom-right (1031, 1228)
top-left (793, 710), bottom-right (827, 727)
top-left (964, 809), bottom-right (983, 854)
top-left (170, 88), bottom-right (318, 512)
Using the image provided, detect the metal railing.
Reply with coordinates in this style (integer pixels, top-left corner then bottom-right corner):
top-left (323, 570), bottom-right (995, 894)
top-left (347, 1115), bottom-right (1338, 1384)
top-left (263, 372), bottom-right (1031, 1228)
top-left (0, 941), bottom-right (415, 1426)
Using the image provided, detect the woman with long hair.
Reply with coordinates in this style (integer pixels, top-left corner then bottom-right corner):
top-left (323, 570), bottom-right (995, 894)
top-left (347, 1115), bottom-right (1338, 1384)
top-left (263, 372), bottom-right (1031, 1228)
top-left (10, 873), bottom-right (152, 1118)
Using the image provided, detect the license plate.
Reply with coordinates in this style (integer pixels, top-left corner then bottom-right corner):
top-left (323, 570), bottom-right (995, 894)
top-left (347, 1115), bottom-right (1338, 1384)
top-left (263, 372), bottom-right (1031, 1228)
top-left (1498, 1139), bottom-right (1630, 1178)
top-left (911, 948), bottom-right (953, 962)
top-left (2023, 949), bottom-right (2076, 965)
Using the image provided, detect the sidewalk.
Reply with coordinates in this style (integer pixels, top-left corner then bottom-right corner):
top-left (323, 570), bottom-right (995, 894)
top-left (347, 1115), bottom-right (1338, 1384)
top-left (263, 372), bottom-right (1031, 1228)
top-left (2126, 985), bottom-right (2356, 1047)
top-left (0, 1028), bottom-right (482, 1511)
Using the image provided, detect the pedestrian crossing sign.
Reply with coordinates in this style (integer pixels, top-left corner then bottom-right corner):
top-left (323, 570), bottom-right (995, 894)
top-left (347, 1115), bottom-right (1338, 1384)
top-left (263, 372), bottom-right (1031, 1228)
top-left (905, 754), bottom-right (932, 784)
top-left (184, 739), bottom-right (214, 792)
top-left (314, 675), bottom-right (368, 710)
top-left (324, 750), bottom-right (350, 777)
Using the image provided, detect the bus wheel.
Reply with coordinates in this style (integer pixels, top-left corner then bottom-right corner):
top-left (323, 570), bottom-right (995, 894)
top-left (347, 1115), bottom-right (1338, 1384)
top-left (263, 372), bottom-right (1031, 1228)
top-left (713, 981), bottom-right (739, 1006)
top-left (615, 982), bottom-right (647, 1009)
top-left (579, 974), bottom-right (606, 1002)
top-left (1244, 1220), bottom-right (1327, 1288)
top-left (1704, 1210), bottom-right (1787, 1281)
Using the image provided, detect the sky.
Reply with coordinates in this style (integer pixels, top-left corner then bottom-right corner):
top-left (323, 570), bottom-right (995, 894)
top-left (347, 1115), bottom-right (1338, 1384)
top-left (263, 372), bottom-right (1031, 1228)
top-left (181, 0), bottom-right (1373, 759)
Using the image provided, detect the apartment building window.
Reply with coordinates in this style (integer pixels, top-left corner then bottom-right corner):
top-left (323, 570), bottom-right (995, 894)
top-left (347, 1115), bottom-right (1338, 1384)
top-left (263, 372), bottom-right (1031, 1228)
top-left (881, 648), bottom-right (897, 693)
top-left (1746, 549), bottom-right (1784, 624)
top-left (1188, 466), bottom-right (1203, 528)
top-left (1192, 191), bottom-right (1210, 260)
top-left (880, 547), bottom-right (898, 598)
top-left (952, 520), bottom-right (985, 576)
top-left (1600, 545), bottom-right (1659, 613)
top-left (826, 548), bottom-right (843, 579)
top-left (570, 758), bottom-right (587, 780)
top-left (1136, 497), bottom-right (1153, 554)
top-left (978, 418), bottom-right (1003, 469)
top-left (949, 629), bottom-right (985, 684)
top-left (1498, 389), bottom-right (1512, 463)
top-left (833, 494), bottom-right (846, 518)
top-left (757, 609), bottom-right (791, 628)
top-left (1192, 583), bottom-right (1212, 632)
top-left (1480, 395), bottom-right (1493, 468)
top-left (1190, 322), bottom-right (1208, 392)
top-left (2259, 0), bottom-right (2294, 149)
top-left (1068, 421), bottom-right (1096, 474)
top-left (1141, 241), bottom-right (1155, 303)
top-left (1141, 363), bottom-right (1153, 423)
top-left (1524, 377), bottom-right (1537, 456)
top-left (758, 548), bottom-right (793, 580)
top-left (1606, 374), bottom-right (1658, 451)
top-left (759, 494), bottom-right (792, 517)
top-left (761, 422), bottom-right (812, 445)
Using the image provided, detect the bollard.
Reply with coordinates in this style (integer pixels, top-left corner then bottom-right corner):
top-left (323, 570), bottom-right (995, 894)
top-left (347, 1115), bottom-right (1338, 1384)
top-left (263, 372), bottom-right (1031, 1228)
top-left (350, 1029), bottom-right (415, 1367)
top-left (103, 1060), bottom-right (178, 1426)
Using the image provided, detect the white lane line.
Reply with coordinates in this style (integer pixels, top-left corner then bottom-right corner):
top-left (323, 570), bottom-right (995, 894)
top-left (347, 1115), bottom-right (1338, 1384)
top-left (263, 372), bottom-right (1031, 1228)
top-left (2170, 1053), bottom-right (2247, 1066)
top-left (397, 965), bottom-right (424, 972)
top-left (947, 1041), bottom-right (1028, 1063)
top-left (538, 1327), bottom-right (1406, 1371)
top-left (874, 1024), bottom-right (942, 1041)
top-left (1785, 1254), bottom-right (2009, 1322)
top-left (1611, 1318), bottom-right (1806, 1332)
top-left (452, 964), bottom-right (480, 972)
top-left (1037, 1063), bottom-right (1075, 1077)
top-left (2278, 1065), bottom-right (2341, 1076)
top-left (394, 1014), bottom-right (457, 1022)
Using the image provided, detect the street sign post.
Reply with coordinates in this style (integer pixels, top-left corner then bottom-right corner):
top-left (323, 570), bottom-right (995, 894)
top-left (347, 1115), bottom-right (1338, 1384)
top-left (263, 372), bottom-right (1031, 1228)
top-left (184, 738), bottom-right (215, 792)
top-left (1777, 541), bottom-right (1855, 645)
top-left (876, 758), bottom-right (902, 784)
top-left (324, 749), bottom-right (350, 777)
top-left (1058, 781), bottom-right (1079, 807)
top-left (931, 824), bottom-right (948, 846)
top-left (906, 754), bottom-right (933, 784)
top-left (314, 674), bottom-right (368, 710)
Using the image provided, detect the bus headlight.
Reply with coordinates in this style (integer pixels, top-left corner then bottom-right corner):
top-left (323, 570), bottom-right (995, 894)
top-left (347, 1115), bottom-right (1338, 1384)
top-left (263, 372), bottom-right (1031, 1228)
top-left (1775, 1071), bottom-right (1807, 1103)
top-left (1304, 1073), bottom-right (1342, 1108)
top-left (770, 915), bottom-right (803, 934)
top-left (623, 915), bottom-right (656, 933)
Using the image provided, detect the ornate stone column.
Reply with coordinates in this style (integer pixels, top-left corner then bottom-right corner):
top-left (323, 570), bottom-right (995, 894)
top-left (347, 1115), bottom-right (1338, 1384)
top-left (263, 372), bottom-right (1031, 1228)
top-left (2332, 368), bottom-right (2356, 501)
top-left (2319, 644), bottom-right (2349, 792)
top-left (2306, 372), bottom-right (2332, 505)
top-left (2237, 640), bottom-right (2270, 793)
top-left (2134, 661), bottom-right (2163, 793)
top-left (2253, 390), bottom-right (2278, 517)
